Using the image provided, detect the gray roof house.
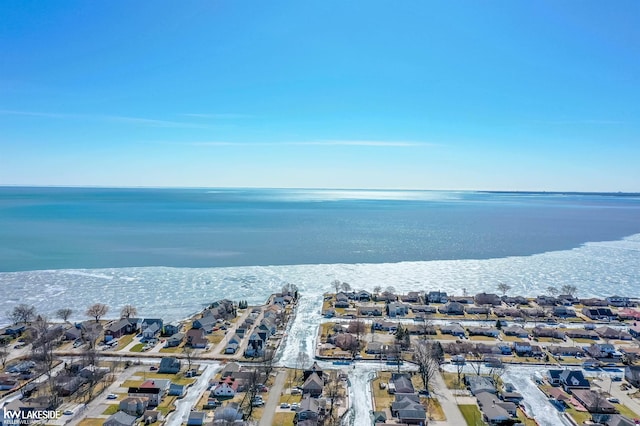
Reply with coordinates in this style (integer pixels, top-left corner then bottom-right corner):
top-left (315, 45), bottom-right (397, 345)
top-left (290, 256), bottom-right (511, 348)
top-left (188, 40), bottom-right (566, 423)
top-left (103, 411), bottom-right (137, 426)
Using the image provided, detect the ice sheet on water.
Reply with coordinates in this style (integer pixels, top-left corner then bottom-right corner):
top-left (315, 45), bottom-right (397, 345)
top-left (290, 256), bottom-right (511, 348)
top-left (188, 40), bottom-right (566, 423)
top-left (1, 233), bottom-right (639, 328)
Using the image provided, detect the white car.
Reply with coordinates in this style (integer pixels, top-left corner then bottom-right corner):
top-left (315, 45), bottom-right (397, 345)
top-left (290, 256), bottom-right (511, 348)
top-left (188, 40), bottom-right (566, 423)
top-left (107, 394), bottom-right (117, 400)
top-left (280, 403), bottom-right (290, 409)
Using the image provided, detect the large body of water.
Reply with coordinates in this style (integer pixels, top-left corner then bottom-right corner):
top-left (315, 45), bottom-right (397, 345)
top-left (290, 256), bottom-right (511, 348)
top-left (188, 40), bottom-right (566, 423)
top-left (2, 187), bottom-right (640, 426)
top-left (1, 187), bottom-right (640, 324)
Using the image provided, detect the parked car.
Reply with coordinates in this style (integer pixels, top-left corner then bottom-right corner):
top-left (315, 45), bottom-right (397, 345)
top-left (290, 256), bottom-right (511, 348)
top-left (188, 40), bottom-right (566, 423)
top-left (290, 403), bottom-right (299, 411)
top-left (280, 403), bottom-right (290, 409)
top-left (63, 410), bottom-right (74, 415)
top-left (608, 398), bottom-right (620, 404)
top-left (107, 394), bottom-right (117, 400)
top-left (149, 366), bottom-right (158, 371)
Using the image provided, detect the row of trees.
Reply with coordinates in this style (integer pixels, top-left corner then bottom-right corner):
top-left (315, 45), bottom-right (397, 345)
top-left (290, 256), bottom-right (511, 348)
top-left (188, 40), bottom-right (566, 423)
top-left (331, 279), bottom-right (579, 299)
top-left (6, 303), bottom-right (142, 326)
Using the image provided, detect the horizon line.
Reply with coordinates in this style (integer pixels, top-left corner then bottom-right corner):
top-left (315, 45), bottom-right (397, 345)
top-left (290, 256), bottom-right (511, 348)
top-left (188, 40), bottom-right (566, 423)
top-left (0, 184), bottom-right (638, 196)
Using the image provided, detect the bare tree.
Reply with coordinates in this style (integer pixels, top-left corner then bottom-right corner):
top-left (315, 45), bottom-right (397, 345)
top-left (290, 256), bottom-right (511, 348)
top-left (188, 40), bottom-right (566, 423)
top-left (340, 282), bottom-right (352, 292)
top-left (120, 304), bottom-right (137, 319)
top-left (0, 340), bottom-right (8, 367)
top-left (325, 371), bottom-right (342, 423)
top-left (561, 284), bottom-right (577, 297)
top-left (56, 308), bottom-right (73, 322)
top-left (86, 303), bottom-right (109, 323)
top-left (497, 282), bottom-right (512, 296)
top-left (547, 286), bottom-right (558, 297)
top-left (182, 345), bottom-right (194, 372)
top-left (9, 304), bottom-right (36, 325)
top-left (332, 280), bottom-right (342, 294)
top-left (242, 368), bottom-right (263, 420)
top-left (295, 351), bottom-right (309, 380)
top-left (31, 316), bottom-right (62, 407)
top-left (385, 286), bottom-right (396, 294)
top-left (373, 285), bottom-right (382, 297)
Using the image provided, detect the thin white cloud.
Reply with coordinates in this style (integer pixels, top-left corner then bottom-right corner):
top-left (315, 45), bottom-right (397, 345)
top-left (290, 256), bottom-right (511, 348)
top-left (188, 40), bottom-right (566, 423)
top-left (534, 119), bottom-right (624, 125)
top-left (170, 140), bottom-right (435, 147)
top-left (180, 113), bottom-right (249, 119)
top-left (0, 109), bottom-right (206, 128)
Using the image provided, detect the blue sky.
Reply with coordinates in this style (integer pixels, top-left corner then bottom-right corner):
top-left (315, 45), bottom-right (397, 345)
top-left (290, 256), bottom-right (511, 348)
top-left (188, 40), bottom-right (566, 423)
top-left (1, 1), bottom-right (638, 191)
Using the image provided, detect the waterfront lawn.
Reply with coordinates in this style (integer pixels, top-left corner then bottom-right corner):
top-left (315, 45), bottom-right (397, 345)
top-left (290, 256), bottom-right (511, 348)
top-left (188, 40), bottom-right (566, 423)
top-left (130, 343), bottom-right (145, 352)
top-left (615, 403), bottom-right (639, 419)
top-left (115, 334), bottom-right (135, 350)
top-left (565, 406), bottom-right (590, 424)
top-left (372, 372), bottom-right (394, 411)
top-left (157, 395), bottom-right (178, 416)
top-left (516, 408), bottom-right (537, 426)
top-left (459, 404), bottom-right (486, 426)
top-left (272, 412), bottom-right (295, 425)
top-left (442, 372), bottom-right (466, 390)
top-left (425, 398), bottom-right (446, 421)
top-left (121, 379), bottom-right (144, 388)
top-left (102, 404), bottom-right (119, 415)
top-left (78, 419), bottom-right (105, 426)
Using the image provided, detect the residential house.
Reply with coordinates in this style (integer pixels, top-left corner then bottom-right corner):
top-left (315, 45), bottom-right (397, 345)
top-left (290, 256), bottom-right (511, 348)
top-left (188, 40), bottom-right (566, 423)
top-left (449, 296), bottom-right (474, 304)
top-left (465, 376), bottom-right (496, 396)
top-left (389, 373), bottom-right (414, 394)
top-left (513, 341), bottom-right (533, 356)
top-left (191, 315), bottom-right (217, 333)
top-left (119, 397), bottom-right (149, 416)
top-left (187, 411), bottom-right (207, 426)
top-left (572, 389), bottom-right (617, 413)
top-left (548, 346), bottom-right (584, 357)
top-left (366, 341), bottom-right (387, 355)
top-left (390, 393), bottom-right (426, 424)
top-left (501, 295), bottom-right (529, 305)
top-left (618, 309), bottom-right (640, 321)
top-left (493, 307), bottom-right (522, 318)
top-left (630, 325), bottom-right (640, 339)
top-left (559, 370), bottom-right (590, 392)
top-left (212, 377), bottom-right (239, 397)
top-left (557, 294), bottom-right (579, 305)
top-left (128, 379), bottom-right (170, 407)
top-left (376, 291), bottom-right (398, 303)
top-left (624, 365), bottom-right (640, 388)
top-left (502, 325), bottom-right (528, 338)
top-left (440, 323), bottom-right (466, 337)
top-left (596, 326), bottom-right (632, 341)
top-left (162, 322), bottom-right (181, 337)
top-left (54, 375), bottom-right (87, 396)
top-left (104, 318), bottom-right (138, 341)
top-left (439, 302), bottom-right (464, 315)
top-left (142, 323), bottom-right (161, 341)
top-left (586, 343), bottom-right (623, 361)
top-left (536, 296), bottom-right (557, 306)
top-left (303, 362), bottom-right (324, 381)
top-left (582, 307), bottom-right (617, 321)
top-left (607, 296), bottom-right (631, 307)
top-left (410, 305), bottom-right (437, 314)
top-left (158, 357), bottom-right (181, 374)
top-left (334, 292), bottom-right (350, 308)
top-left (388, 302), bottom-right (409, 318)
top-left (465, 306), bottom-right (491, 316)
top-left (142, 410), bottom-right (161, 424)
top-left (295, 396), bottom-right (321, 423)
top-left (165, 332), bottom-right (184, 348)
top-left (213, 402), bottom-right (243, 424)
top-left (580, 298), bottom-right (608, 307)
top-left (244, 333), bottom-right (265, 357)
top-left (186, 328), bottom-right (208, 349)
top-left (477, 391), bottom-right (517, 418)
top-left (532, 326), bottom-right (565, 340)
top-left (475, 293), bottom-right (502, 306)
top-left (168, 383), bottom-right (185, 397)
top-left (358, 306), bottom-right (383, 316)
top-left (565, 329), bottom-right (599, 340)
top-left (427, 291), bottom-right (448, 304)
top-left (302, 372), bottom-right (324, 397)
top-left (0, 375), bottom-right (18, 391)
top-left (400, 292), bottom-right (422, 304)
top-left (467, 327), bottom-right (500, 338)
top-left (355, 290), bottom-right (372, 301)
top-left (141, 318), bottom-right (163, 334)
top-left (104, 411), bottom-right (137, 426)
top-left (552, 306), bottom-right (576, 317)
top-left (225, 343), bottom-right (239, 354)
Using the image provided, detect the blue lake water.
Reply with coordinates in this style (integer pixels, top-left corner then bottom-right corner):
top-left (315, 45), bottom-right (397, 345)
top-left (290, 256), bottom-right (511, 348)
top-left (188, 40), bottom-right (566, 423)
top-left (1, 187), bottom-right (640, 272)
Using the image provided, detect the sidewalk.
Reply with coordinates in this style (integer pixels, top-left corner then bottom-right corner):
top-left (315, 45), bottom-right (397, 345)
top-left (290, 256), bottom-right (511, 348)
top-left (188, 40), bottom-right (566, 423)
top-left (430, 370), bottom-right (467, 426)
